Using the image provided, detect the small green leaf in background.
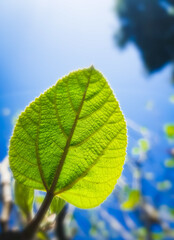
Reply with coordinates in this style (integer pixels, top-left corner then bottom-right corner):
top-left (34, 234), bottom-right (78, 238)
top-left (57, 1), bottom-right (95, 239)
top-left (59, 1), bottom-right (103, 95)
top-left (36, 231), bottom-right (49, 240)
top-left (152, 232), bottom-right (164, 240)
top-left (132, 147), bottom-right (140, 155)
top-left (9, 66), bottom-right (127, 209)
top-left (90, 225), bottom-right (97, 237)
top-left (138, 139), bottom-right (150, 152)
top-left (132, 138), bottom-right (150, 155)
top-left (34, 193), bottom-right (45, 210)
top-left (157, 180), bottom-right (172, 191)
top-left (170, 208), bottom-right (174, 217)
top-left (133, 227), bottom-right (147, 240)
top-left (164, 124), bottom-right (174, 139)
top-left (14, 181), bottom-right (34, 218)
top-left (169, 95), bottom-right (174, 104)
top-left (35, 195), bottom-right (45, 205)
top-left (50, 196), bottom-right (66, 215)
top-left (165, 158), bottom-right (174, 168)
top-left (121, 189), bottom-right (140, 210)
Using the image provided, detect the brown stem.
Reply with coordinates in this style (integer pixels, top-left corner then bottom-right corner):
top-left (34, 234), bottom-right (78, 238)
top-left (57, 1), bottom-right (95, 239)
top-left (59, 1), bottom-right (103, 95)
top-left (21, 191), bottom-right (54, 240)
top-left (55, 205), bottom-right (70, 240)
top-left (0, 202), bottom-right (13, 232)
top-left (0, 157), bottom-right (13, 232)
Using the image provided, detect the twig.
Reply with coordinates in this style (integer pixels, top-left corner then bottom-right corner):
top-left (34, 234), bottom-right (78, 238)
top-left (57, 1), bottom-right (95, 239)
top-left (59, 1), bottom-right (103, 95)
top-left (55, 205), bottom-right (70, 240)
top-left (0, 156), bottom-right (13, 232)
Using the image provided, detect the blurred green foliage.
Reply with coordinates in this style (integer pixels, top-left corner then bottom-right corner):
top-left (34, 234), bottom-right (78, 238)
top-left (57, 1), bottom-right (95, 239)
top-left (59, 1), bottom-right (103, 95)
top-left (14, 181), bottom-right (34, 219)
top-left (121, 189), bottom-right (140, 210)
top-left (164, 124), bottom-right (174, 139)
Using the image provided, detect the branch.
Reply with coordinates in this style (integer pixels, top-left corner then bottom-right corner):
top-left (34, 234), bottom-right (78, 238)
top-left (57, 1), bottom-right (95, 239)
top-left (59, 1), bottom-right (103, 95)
top-left (55, 205), bottom-right (70, 240)
top-left (0, 157), bottom-right (13, 232)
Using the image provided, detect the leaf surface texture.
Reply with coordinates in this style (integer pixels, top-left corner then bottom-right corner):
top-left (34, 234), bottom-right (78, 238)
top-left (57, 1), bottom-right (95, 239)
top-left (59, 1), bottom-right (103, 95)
top-left (9, 67), bottom-right (127, 208)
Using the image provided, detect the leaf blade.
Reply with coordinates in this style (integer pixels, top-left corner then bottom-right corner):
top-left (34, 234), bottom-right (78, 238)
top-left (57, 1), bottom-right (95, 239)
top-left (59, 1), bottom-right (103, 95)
top-left (9, 66), bottom-right (127, 208)
top-left (50, 196), bottom-right (66, 215)
top-left (14, 181), bottom-right (34, 217)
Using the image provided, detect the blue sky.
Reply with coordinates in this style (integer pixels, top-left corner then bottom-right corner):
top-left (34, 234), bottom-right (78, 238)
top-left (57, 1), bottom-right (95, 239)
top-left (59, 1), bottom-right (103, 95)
top-left (0, 0), bottom-right (173, 162)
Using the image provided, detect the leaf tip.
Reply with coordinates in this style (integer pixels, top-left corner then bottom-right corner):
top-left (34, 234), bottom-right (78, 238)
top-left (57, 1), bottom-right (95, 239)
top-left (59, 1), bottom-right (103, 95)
top-left (90, 65), bottom-right (95, 70)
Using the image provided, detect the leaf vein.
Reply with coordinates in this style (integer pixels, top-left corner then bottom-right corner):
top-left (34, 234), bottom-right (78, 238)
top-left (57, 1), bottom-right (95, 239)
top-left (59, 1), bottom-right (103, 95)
top-left (50, 68), bottom-right (94, 193)
top-left (12, 150), bottom-right (37, 167)
top-left (79, 91), bottom-right (113, 120)
top-left (52, 90), bottom-right (68, 139)
top-left (85, 81), bottom-right (107, 102)
top-left (18, 119), bottom-right (36, 142)
top-left (35, 100), bottom-right (49, 191)
top-left (12, 166), bottom-right (43, 186)
top-left (71, 107), bottom-right (121, 148)
top-left (56, 127), bottom-right (125, 195)
top-left (65, 80), bottom-right (77, 113)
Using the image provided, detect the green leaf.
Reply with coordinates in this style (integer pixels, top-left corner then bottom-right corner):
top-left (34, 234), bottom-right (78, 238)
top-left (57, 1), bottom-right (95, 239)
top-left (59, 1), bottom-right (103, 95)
top-left (9, 66), bottom-right (127, 208)
top-left (36, 231), bottom-right (49, 240)
top-left (170, 208), bottom-right (174, 217)
top-left (35, 195), bottom-right (45, 205)
top-left (157, 180), bottom-right (172, 191)
top-left (164, 124), bottom-right (174, 139)
top-left (14, 181), bottom-right (34, 217)
top-left (138, 138), bottom-right (150, 152)
top-left (133, 227), bottom-right (147, 239)
top-left (132, 147), bottom-right (140, 155)
top-left (132, 138), bottom-right (150, 156)
top-left (152, 232), bottom-right (164, 240)
top-left (165, 158), bottom-right (174, 168)
top-left (50, 196), bottom-right (65, 214)
top-left (121, 189), bottom-right (140, 210)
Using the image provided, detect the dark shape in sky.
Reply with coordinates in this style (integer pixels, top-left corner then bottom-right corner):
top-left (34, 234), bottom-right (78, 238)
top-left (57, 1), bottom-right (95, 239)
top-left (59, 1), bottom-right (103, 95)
top-left (115, 0), bottom-right (174, 73)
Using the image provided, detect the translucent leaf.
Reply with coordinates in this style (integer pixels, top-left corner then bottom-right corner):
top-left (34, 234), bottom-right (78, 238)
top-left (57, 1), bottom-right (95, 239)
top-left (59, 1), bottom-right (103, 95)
top-left (34, 194), bottom-right (45, 210)
top-left (122, 189), bottom-right (140, 210)
top-left (35, 195), bottom-right (45, 205)
top-left (50, 196), bottom-right (65, 214)
top-left (9, 66), bottom-right (127, 208)
top-left (14, 181), bottom-right (34, 217)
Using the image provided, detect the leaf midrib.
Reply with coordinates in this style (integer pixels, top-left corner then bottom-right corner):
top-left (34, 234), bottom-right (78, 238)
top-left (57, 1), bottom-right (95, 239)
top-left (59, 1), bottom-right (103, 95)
top-left (36, 99), bottom-right (49, 191)
top-left (49, 68), bottom-right (93, 194)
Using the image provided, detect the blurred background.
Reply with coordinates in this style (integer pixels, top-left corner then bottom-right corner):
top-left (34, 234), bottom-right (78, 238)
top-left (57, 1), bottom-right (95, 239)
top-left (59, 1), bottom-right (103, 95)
top-left (0, 0), bottom-right (174, 239)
